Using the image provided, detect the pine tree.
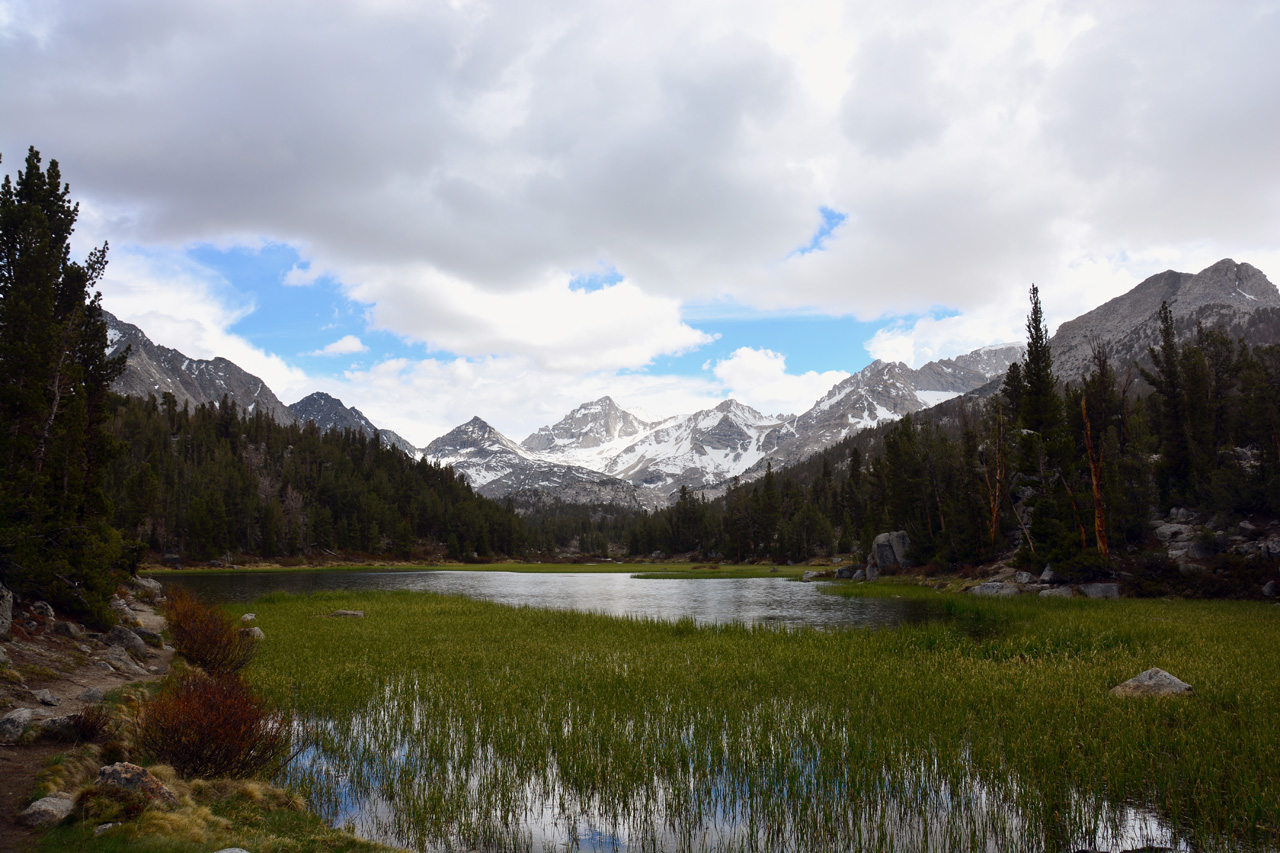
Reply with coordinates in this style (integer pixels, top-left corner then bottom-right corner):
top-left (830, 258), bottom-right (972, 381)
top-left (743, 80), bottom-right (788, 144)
top-left (0, 148), bottom-right (128, 622)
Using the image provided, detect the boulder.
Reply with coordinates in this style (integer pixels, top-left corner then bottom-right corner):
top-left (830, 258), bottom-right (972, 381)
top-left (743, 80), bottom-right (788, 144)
top-left (1013, 571), bottom-right (1037, 584)
top-left (240, 613), bottom-right (257, 623)
top-left (869, 531), bottom-right (910, 570)
top-left (241, 626), bottom-right (265, 640)
top-left (1079, 582), bottom-right (1121, 599)
top-left (107, 626), bottom-right (148, 656)
top-left (131, 576), bottom-right (164, 595)
top-left (0, 582), bottom-right (13, 639)
top-left (1153, 523), bottom-right (1193, 543)
top-left (52, 621), bottom-right (83, 639)
top-left (134, 628), bottom-right (164, 647)
top-left (1038, 586), bottom-right (1074, 598)
top-left (103, 646), bottom-right (148, 676)
top-left (1039, 566), bottom-right (1058, 583)
top-left (852, 569), bottom-right (866, 581)
top-left (1111, 668), bottom-right (1194, 697)
top-left (32, 600), bottom-right (55, 619)
top-left (835, 566), bottom-right (853, 579)
top-left (329, 610), bottom-right (365, 618)
top-left (970, 582), bottom-right (1020, 597)
top-left (0, 646), bottom-right (9, 667)
top-left (96, 762), bottom-right (177, 805)
top-left (78, 686), bottom-right (105, 703)
top-left (18, 793), bottom-right (74, 827)
top-left (865, 565), bottom-right (879, 582)
top-left (1, 707), bottom-right (33, 744)
top-left (1263, 580), bottom-right (1278, 598)
top-left (33, 688), bottom-right (60, 706)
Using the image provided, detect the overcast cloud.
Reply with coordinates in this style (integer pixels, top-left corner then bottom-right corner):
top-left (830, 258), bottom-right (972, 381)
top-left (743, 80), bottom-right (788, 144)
top-left (3, 0), bottom-right (1279, 443)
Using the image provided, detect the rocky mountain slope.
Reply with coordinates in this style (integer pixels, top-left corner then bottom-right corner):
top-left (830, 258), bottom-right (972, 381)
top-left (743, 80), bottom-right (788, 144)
top-left (1050, 259), bottom-right (1280, 379)
top-left (422, 417), bottom-right (656, 510)
top-left (105, 310), bottom-right (414, 455)
top-left (105, 311), bottom-right (297, 425)
top-left (423, 343), bottom-right (1023, 505)
top-left (288, 392), bottom-right (418, 457)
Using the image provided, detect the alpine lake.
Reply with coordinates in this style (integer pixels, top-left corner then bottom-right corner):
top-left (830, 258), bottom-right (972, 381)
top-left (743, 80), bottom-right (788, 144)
top-left (159, 566), bottom-right (1280, 853)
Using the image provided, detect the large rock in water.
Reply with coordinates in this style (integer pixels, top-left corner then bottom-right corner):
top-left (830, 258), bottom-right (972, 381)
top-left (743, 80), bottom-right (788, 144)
top-left (869, 531), bottom-right (909, 570)
top-left (1111, 668), bottom-right (1194, 697)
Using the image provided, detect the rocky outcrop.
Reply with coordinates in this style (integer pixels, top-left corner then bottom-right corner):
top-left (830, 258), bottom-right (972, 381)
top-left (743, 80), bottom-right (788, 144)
top-left (869, 531), bottom-right (910, 571)
top-left (970, 582), bottom-right (1020, 597)
top-left (1110, 668), bottom-right (1194, 697)
top-left (96, 762), bottom-right (178, 805)
top-left (104, 310), bottom-right (296, 425)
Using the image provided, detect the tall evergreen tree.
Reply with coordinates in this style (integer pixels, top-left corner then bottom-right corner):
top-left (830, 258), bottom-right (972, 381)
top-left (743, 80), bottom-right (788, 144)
top-left (1, 148), bottom-right (128, 622)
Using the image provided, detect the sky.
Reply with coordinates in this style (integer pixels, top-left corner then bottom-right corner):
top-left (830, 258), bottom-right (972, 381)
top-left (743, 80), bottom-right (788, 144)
top-left (3, 0), bottom-right (1280, 446)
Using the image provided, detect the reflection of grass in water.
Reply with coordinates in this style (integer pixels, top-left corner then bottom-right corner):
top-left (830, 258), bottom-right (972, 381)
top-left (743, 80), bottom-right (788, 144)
top-left (242, 587), bottom-right (1280, 852)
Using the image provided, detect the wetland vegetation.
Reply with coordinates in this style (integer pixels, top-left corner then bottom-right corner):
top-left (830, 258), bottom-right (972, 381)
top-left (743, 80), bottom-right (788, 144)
top-left (239, 585), bottom-right (1280, 852)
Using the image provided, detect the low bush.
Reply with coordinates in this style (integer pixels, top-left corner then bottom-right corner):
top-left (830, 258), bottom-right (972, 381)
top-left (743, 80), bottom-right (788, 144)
top-left (137, 671), bottom-right (292, 780)
top-left (69, 703), bottom-right (117, 743)
top-left (165, 587), bottom-right (257, 674)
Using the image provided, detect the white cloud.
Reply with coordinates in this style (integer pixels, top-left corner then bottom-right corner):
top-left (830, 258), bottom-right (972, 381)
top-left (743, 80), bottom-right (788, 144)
top-left (308, 334), bottom-right (367, 357)
top-left (709, 347), bottom-right (848, 417)
top-left (283, 264), bottom-right (322, 286)
top-left (345, 266), bottom-right (714, 371)
top-left (5, 0), bottom-right (1280, 429)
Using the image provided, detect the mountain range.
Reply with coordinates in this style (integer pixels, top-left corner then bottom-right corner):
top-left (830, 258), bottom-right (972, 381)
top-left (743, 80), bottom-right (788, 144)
top-left (102, 258), bottom-right (1280, 510)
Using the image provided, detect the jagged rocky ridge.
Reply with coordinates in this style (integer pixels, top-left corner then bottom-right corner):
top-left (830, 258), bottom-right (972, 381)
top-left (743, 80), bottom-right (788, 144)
top-left (424, 342), bottom-right (1023, 505)
top-left (105, 310), bottom-right (415, 455)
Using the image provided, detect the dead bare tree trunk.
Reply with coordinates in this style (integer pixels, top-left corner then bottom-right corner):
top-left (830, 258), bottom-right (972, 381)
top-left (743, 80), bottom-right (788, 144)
top-left (1082, 394), bottom-right (1109, 561)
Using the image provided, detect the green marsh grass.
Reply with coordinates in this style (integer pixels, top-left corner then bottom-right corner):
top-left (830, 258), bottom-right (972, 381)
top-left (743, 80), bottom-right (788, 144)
top-left (241, 587), bottom-right (1280, 852)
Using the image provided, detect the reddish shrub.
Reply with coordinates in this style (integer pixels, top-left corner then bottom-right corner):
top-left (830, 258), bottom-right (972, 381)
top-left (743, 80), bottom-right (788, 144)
top-left (164, 587), bottom-right (257, 674)
top-left (70, 703), bottom-right (117, 743)
top-left (137, 671), bottom-right (292, 779)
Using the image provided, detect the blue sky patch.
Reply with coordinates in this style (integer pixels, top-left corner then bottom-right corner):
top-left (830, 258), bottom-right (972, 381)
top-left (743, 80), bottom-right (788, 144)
top-left (791, 207), bottom-right (848, 256)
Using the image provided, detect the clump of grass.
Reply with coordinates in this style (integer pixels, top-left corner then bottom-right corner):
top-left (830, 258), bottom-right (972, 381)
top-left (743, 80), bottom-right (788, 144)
top-left (136, 670), bottom-right (292, 780)
top-left (69, 703), bottom-right (118, 744)
top-left (164, 587), bottom-right (257, 674)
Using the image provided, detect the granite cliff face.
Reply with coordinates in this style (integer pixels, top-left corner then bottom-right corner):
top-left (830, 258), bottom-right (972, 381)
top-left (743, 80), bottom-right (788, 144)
top-left (1050, 259), bottom-right (1280, 380)
top-left (105, 310), bottom-right (296, 424)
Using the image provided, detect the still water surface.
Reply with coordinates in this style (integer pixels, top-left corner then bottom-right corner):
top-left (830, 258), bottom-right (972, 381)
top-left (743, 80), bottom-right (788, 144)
top-left (168, 568), bottom-right (932, 630)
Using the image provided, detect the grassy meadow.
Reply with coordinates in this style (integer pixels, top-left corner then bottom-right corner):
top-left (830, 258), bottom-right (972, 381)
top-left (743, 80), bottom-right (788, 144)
top-left (237, 584), bottom-right (1280, 852)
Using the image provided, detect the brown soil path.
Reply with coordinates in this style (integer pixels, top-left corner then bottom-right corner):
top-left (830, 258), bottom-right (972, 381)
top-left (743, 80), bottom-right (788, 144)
top-left (0, 588), bottom-right (173, 851)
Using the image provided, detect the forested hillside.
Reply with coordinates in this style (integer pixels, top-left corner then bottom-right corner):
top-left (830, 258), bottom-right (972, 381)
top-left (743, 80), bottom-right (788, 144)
top-left (104, 393), bottom-right (525, 562)
top-left (617, 291), bottom-right (1280, 593)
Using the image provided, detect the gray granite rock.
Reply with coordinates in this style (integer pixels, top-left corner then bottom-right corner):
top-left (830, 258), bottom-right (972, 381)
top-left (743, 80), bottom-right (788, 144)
top-left (0, 707), bottom-right (33, 744)
top-left (0, 581), bottom-right (12, 639)
top-left (52, 621), bottom-right (83, 639)
top-left (32, 600), bottom-right (55, 619)
top-left (1014, 571), bottom-right (1037, 584)
top-left (1038, 586), bottom-right (1074, 598)
top-left (1263, 580), bottom-right (1278, 598)
top-left (97, 762), bottom-right (177, 805)
top-left (241, 626), bottom-right (265, 640)
top-left (18, 793), bottom-right (74, 827)
top-left (970, 582), bottom-right (1020, 597)
top-left (1079, 582), bottom-right (1121, 599)
top-left (78, 686), bottom-right (106, 703)
top-left (1111, 667), bottom-right (1193, 697)
top-left (33, 688), bottom-right (60, 706)
top-left (107, 626), bottom-right (148, 656)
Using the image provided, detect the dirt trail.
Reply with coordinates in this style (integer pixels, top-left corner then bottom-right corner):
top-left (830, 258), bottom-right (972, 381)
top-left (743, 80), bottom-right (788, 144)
top-left (0, 586), bottom-right (173, 850)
